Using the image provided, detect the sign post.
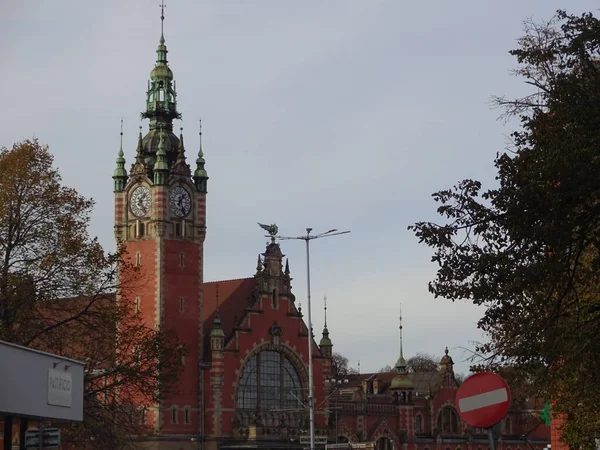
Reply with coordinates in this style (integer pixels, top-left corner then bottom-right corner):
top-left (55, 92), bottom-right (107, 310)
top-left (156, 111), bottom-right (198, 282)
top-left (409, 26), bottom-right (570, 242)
top-left (456, 372), bottom-right (511, 450)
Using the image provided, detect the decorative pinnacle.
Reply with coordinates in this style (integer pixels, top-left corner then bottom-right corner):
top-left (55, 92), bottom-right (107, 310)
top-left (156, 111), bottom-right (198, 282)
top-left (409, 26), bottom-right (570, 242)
top-left (153, 127), bottom-right (169, 172)
top-left (324, 295), bottom-right (328, 328)
top-left (135, 125), bottom-right (143, 163)
top-left (176, 126), bottom-right (185, 165)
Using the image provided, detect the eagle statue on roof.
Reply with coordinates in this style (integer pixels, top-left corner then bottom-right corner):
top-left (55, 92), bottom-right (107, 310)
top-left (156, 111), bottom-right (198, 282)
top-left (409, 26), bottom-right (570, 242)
top-left (258, 222), bottom-right (278, 238)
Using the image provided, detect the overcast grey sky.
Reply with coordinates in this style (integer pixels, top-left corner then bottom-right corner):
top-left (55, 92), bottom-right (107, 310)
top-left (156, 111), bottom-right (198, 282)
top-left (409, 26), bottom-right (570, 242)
top-left (2, 1), bottom-right (599, 375)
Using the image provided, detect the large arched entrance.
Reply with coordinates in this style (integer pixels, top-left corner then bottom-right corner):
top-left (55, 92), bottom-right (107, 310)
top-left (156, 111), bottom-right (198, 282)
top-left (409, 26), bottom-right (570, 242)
top-left (232, 344), bottom-right (310, 440)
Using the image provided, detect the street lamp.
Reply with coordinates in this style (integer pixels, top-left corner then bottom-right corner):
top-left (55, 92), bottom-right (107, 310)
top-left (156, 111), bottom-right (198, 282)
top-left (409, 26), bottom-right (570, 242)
top-left (272, 228), bottom-right (350, 450)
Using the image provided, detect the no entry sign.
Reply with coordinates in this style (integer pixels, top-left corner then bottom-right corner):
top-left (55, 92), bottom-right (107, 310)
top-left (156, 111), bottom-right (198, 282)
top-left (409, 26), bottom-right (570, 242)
top-left (456, 372), bottom-right (511, 429)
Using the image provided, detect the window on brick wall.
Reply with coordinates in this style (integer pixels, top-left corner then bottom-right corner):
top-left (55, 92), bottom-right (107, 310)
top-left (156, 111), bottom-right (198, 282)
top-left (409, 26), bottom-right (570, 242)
top-left (236, 350), bottom-right (302, 411)
top-left (505, 417), bottom-right (512, 435)
top-left (140, 406), bottom-right (147, 425)
top-left (135, 251), bottom-right (141, 267)
top-left (437, 407), bottom-right (460, 434)
top-left (415, 414), bottom-right (423, 433)
top-left (171, 406), bottom-right (178, 424)
top-left (135, 297), bottom-right (141, 314)
top-left (184, 407), bottom-right (191, 424)
top-left (179, 297), bottom-right (185, 312)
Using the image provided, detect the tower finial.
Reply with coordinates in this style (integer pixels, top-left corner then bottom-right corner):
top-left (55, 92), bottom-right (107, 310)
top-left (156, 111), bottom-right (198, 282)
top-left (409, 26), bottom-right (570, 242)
top-left (198, 119), bottom-right (203, 156)
top-left (119, 118), bottom-right (124, 151)
top-left (324, 295), bottom-right (328, 328)
top-left (399, 303), bottom-right (403, 359)
top-left (159, 1), bottom-right (166, 43)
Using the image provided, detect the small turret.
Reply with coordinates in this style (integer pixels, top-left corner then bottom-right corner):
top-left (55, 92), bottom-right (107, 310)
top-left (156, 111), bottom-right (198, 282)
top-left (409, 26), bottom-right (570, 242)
top-left (319, 295), bottom-right (333, 358)
top-left (439, 347), bottom-right (458, 389)
top-left (194, 120), bottom-right (209, 193)
top-left (210, 313), bottom-right (225, 352)
top-left (210, 285), bottom-right (225, 352)
top-left (113, 119), bottom-right (128, 192)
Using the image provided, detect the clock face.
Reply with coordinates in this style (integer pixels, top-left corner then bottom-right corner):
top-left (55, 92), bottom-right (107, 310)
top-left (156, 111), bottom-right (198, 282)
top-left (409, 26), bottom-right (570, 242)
top-left (170, 186), bottom-right (191, 217)
top-left (130, 186), bottom-right (151, 217)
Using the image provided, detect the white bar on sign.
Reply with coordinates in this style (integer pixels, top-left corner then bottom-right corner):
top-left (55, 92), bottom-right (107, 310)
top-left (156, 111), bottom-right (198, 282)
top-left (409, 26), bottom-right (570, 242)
top-left (459, 388), bottom-right (507, 413)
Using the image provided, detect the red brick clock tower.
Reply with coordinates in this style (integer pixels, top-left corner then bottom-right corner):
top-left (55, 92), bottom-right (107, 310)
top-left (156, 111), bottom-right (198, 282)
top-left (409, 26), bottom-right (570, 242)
top-left (112, 9), bottom-right (209, 436)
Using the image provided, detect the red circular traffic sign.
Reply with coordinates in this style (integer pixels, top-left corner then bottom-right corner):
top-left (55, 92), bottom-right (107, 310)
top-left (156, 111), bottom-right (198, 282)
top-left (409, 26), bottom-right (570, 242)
top-left (456, 372), bottom-right (511, 429)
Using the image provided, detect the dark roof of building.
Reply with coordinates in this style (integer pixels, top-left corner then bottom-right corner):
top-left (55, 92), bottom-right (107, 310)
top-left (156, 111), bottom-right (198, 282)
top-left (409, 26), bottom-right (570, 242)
top-left (203, 278), bottom-right (257, 340)
top-left (342, 370), bottom-right (441, 397)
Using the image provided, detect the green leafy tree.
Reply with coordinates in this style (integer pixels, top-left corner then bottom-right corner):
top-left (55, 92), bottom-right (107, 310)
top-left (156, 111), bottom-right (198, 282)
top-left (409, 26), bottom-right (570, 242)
top-left (0, 140), bottom-right (183, 449)
top-left (410, 11), bottom-right (600, 449)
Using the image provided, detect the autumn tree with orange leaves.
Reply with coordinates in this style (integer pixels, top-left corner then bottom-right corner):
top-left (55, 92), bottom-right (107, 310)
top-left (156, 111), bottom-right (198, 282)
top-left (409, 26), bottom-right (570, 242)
top-left (0, 140), bottom-right (183, 449)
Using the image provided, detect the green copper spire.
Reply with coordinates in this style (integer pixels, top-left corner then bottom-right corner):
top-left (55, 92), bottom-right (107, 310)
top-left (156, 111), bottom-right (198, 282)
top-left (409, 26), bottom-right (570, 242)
top-left (319, 295), bottom-right (333, 350)
top-left (395, 304), bottom-right (407, 372)
top-left (141, 1), bottom-right (181, 132)
top-left (113, 119), bottom-right (128, 192)
top-left (194, 119), bottom-right (209, 193)
top-left (153, 129), bottom-right (169, 184)
top-left (390, 304), bottom-right (412, 391)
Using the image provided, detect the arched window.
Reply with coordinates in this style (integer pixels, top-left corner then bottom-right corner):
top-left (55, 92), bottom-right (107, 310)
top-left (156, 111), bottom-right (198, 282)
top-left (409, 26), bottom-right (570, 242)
top-left (437, 407), bottom-right (460, 434)
top-left (415, 414), bottom-right (423, 432)
top-left (236, 350), bottom-right (302, 411)
top-left (505, 417), bottom-right (512, 434)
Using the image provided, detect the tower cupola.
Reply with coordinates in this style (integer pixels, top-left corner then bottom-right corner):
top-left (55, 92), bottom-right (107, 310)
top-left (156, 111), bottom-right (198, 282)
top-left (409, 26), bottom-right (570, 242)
top-left (136, 1), bottom-right (182, 174)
